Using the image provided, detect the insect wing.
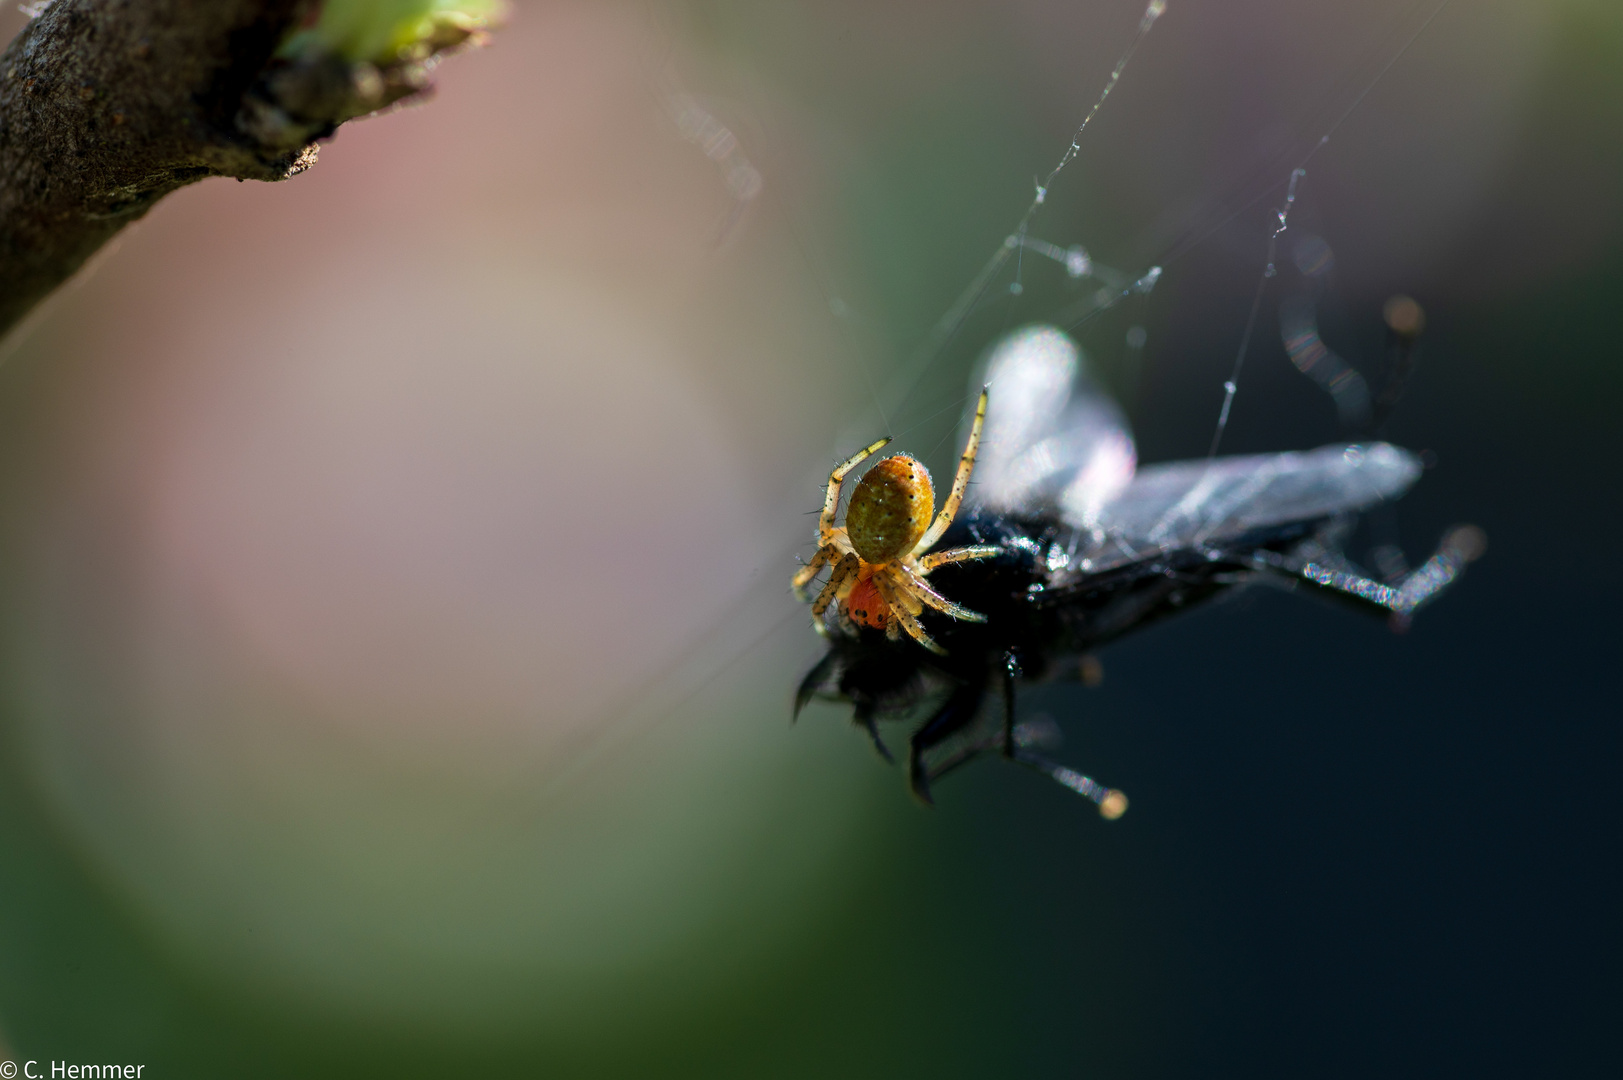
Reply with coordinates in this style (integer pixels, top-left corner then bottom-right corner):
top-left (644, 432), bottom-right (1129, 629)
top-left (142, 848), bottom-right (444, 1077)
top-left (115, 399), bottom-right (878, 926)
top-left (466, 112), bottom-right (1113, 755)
top-left (1082, 443), bottom-right (1422, 566)
top-left (967, 325), bottom-right (1136, 518)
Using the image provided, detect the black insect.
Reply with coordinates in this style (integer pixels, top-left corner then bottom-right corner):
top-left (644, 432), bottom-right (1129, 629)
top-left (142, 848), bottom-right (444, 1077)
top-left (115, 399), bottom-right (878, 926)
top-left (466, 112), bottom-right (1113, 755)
top-left (793, 324), bottom-right (1482, 813)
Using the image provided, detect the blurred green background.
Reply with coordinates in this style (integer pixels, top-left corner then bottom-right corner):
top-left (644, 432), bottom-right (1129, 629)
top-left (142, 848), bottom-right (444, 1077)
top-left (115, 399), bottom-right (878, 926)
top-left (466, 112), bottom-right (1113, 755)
top-left (0, 0), bottom-right (1618, 1075)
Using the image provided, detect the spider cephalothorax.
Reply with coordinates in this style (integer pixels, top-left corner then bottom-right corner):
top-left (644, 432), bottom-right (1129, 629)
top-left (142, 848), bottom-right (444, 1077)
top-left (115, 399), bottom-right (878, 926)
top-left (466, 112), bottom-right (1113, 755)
top-left (791, 389), bottom-right (1001, 654)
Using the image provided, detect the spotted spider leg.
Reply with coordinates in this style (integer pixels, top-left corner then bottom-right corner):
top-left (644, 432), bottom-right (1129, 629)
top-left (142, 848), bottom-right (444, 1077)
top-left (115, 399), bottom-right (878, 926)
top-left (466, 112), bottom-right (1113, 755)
top-left (792, 435), bottom-right (890, 600)
top-left (809, 554), bottom-right (860, 631)
top-left (897, 563), bottom-right (985, 622)
top-left (822, 436), bottom-right (893, 535)
top-left (911, 387), bottom-right (988, 555)
top-left (917, 545), bottom-right (1002, 572)
top-left (789, 545), bottom-right (829, 600)
top-left (873, 575), bottom-right (945, 655)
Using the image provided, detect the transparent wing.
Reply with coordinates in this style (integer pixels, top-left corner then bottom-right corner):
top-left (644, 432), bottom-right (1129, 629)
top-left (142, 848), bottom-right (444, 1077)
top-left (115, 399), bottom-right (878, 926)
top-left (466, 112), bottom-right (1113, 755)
top-left (966, 325), bottom-right (1136, 518)
top-left (1080, 443), bottom-right (1422, 566)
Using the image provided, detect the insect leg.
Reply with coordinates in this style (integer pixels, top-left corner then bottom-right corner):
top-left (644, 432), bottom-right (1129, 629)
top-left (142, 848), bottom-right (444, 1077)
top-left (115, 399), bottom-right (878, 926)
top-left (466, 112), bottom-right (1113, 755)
top-left (1256, 552), bottom-right (1401, 615)
top-left (906, 680), bottom-right (989, 804)
top-left (1255, 524), bottom-right (1484, 625)
top-left (1370, 296), bottom-right (1426, 436)
top-left (1001, 653), bottom-right (1018, 758)
top-left (793, 648), bottom-right (844, 720)
top-left (823, 437), bottom-right (892, 534)
top-left (1008, 750), bottom-right (1129, 819)
top-left (854, 703), bottom-right (895, 764)
top-left (916, 735), bottom-right (998, 791)
top-left (1385, 525), bottom-right (1487, 624)
top-left (913, 387), bottom-right (989, 553)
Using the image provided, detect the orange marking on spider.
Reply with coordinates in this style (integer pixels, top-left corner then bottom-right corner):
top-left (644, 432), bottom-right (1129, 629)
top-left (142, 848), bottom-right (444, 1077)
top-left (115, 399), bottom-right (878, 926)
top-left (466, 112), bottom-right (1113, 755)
top-left (792, 388), bottom-right (1000, 654)
top-left (845, 573), bottom-right (889, 630)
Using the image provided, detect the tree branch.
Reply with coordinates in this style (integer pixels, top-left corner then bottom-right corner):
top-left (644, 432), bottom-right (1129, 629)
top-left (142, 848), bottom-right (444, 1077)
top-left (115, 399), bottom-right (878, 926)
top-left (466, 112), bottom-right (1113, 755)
top-left (0, 0), bottom-right (474, 340)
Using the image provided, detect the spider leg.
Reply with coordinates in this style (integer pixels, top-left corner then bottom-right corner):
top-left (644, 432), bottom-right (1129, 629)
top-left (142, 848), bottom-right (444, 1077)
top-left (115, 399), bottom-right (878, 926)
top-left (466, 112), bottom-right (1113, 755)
top-left (917, 545), bottom-right (1001, 572)
top-left (873, 576), bottom-right (946, 655)
top-left (913, 387), bottom-right (989, 553)
top-left (898, 565), bottom-right (986, 623)
top-left (822, 437), bottom-right (892, 535)
top-left (810, 553), bottom-right (860, 632)
top-left (890, 579), bottom-right (924, 615)
top-left (790, 545), bottom-right (829, 598)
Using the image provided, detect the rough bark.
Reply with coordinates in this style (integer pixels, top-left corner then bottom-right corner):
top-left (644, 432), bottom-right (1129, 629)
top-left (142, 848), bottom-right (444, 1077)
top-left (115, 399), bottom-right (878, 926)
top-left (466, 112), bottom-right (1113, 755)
top-left (0, 1), bottom-right (443, 340)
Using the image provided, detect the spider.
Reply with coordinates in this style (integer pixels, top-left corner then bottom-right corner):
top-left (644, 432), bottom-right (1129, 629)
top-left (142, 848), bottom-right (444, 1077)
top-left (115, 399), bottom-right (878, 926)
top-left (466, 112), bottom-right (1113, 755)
top-left (791, 387), bottom-right (1002, 654)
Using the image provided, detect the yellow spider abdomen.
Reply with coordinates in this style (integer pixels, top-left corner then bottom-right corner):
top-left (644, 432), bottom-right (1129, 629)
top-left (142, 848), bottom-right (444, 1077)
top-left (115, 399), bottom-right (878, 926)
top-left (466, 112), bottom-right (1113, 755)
top-left (846, 454), bottom-right (934, 564)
